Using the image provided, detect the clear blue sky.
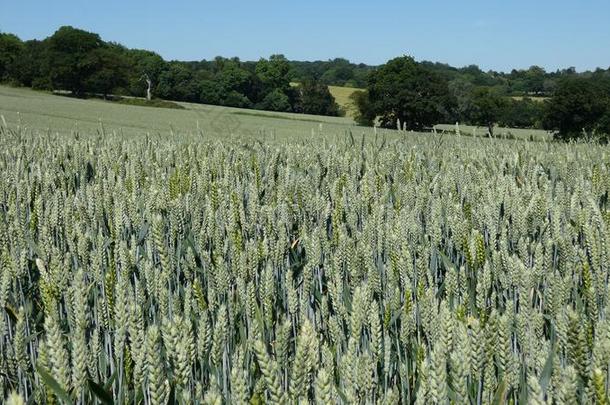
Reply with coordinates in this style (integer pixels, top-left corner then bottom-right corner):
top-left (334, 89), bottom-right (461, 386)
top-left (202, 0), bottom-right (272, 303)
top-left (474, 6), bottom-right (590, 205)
top-left (1, 0), bottom-right (609, 72)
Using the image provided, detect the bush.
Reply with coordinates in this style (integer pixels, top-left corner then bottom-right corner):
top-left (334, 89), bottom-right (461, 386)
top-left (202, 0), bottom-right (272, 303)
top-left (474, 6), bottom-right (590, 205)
top-left (116, 97), bottom-right (184, 109)
top-left (257, 89), bottom-right (291, 112)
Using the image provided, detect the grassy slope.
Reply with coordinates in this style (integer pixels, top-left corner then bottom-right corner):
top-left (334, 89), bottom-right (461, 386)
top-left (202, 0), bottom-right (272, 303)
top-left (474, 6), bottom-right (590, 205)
top-left (0, 85), bottom-right (551, 142)
top-left (0, 86), bottom-right (355, 141)
top-left (434, 124), bottom-right (550, 141)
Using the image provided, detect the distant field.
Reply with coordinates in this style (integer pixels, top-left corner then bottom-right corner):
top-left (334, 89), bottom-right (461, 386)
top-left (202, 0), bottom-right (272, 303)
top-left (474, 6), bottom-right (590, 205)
top-left (434, 123), bottom-right (552, 141)
top-left (0, 86), bottom-right (356, 140)
top-left (327, 85), bottom-right (363, 117)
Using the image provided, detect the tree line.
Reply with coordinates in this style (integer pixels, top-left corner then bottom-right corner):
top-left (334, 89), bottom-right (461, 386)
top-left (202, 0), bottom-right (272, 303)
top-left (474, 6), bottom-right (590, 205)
top-left (0, 26), bottom-right (341, 116)
top-left (351, 56), bottom-right (610, 140)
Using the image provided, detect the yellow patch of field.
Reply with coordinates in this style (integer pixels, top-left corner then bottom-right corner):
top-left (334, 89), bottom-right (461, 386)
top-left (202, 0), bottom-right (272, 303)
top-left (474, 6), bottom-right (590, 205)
top-left (328, 85), bottom-right (363, 118)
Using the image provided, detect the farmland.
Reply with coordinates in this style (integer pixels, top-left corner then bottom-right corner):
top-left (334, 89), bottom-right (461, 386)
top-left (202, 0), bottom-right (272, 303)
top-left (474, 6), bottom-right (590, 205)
top-left (327, 85), bottom-right (362, 118)
top-left (1, 86), bottom-right (609, 404)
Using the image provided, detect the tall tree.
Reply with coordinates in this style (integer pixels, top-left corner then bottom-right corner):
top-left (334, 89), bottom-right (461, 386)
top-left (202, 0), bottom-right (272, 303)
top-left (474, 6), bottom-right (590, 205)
top-left (544, 76), bottom-right (610, 140)
top-left (0, 33), bottom-right (24, 82)
top-left (298, 78), bottom-right (341, 116)
top-left (156, 63), bottom-right (199, 102)
top-left (45, 26), bottom-right (103, 95)
top-left (467, 87), bottom-right (508, 137)
top-left (366, 56), bottom-right (455, 130)
top-left (256, 55), bottom-right (292, 93)
top-left (128, 49), bottom-right (166, 100)
top-left (83, 46), bottom-right (130, 98)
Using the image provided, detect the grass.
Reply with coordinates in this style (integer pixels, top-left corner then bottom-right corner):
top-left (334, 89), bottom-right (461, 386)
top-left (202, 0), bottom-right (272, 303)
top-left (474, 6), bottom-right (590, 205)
top-left (434, 123), bottom-right (552, 141)
top-left (327, 85), bottom-right (363, 117)
top-left (231, 110), bottom-right (341, 124)
top-left (0, 85), bottom-right (356, 140)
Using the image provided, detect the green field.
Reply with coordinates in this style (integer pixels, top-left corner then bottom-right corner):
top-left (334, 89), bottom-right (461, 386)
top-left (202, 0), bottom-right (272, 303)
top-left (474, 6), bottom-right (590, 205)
top-left (0, 86), bottom-right (356, 140)
top-left (1, 85), bottom-right (609, 404)
top-left (434, 123), bottom-right (552, 141)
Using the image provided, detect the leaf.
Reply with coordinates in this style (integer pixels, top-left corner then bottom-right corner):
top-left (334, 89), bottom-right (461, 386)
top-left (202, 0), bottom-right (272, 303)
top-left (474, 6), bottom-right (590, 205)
top-left (439, 251), bottom-right (457, 272)
top-left (36, 365), bottom-right (72, 404)
top-left (103, 371), bottom-right (117, 391)
top-left (492, 378), bottom-right (508, 405)
top-left (4, 305), bottom-right (18, 322)
top-left (539, 345), bottom-right (555, 393)
top-left (87, 379), bottom-right (114, 405)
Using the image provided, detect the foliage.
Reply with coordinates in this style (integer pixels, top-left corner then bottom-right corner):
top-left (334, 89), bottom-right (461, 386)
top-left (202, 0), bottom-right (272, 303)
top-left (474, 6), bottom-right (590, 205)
top-left (544, 76), bottom-right (610, 140)
top-left (366, 56), bottom-right (456, 129)
top-left (0, 33), bottom-right (24, 82)
top-left (350, 90), bottom-right (376, 126)
top-left (297, 78), bottom-right (342, 116)
top-left (256, 55), bottom-right (292, 94)
top-left (466, 87), bottom-right (509, 136)
top-left (82, 46), bottom-right (131, 97)
top-left (156, 63), bottom-right (200, 102)
top-left (45, 26), bottom-right (104, 95)
top-left (257, 88), bottom-right (291, 112)
top-left (500, 98), bottom-right (545, 129)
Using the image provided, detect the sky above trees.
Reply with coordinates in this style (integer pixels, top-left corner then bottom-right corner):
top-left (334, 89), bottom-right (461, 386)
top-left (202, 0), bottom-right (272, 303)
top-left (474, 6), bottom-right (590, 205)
top-left (1, 0), bottom-right (609, 72)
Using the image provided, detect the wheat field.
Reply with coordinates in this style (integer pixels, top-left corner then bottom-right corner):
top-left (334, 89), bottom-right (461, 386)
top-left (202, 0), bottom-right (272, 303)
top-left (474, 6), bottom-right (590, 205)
top-left (0, 87), bottom-right (609, 404)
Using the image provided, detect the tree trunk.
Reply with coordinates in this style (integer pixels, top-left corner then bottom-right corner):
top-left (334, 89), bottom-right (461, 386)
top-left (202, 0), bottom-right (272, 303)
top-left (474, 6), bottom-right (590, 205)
top-left (487, 122), bottom-right (494, 138)
top-left (145, 75), bottom-right (152, 101)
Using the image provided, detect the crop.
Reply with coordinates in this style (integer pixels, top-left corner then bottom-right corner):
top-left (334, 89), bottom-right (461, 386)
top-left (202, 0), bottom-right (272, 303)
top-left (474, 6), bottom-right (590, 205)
top-left (0, 114), bottom-right (609, 404)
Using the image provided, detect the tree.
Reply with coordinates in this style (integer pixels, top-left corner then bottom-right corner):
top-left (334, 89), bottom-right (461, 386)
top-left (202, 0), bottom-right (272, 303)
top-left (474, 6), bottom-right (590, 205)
top-left (224, 90), bottom-right (253, 108)
top-left (298, 78), bottom-right (341, 116)
top-left (255, 55), bottom-right (298, 111)
top-left (199, 80), bottom-right (224, 105)
top-left (0, 33), bottom-right (24, 82)
top-left (320, 58), bottom-right (354, 86)
top-left (257, 89), bottom-right (291, 112)
top-left (217, 60), bottom-right (257, 101)
top-left (128, 50), bottom-right (166, 100)
top-left (500, 98), bottom-right (545, 129)
top-left (466, 87), bottom-right (508, 137)
top-left (156, 63), bottom-right (199, 102)
top-left (45, 26), bottom-right (103, 95)
top-left (350, 90), bottom-right (376, 126)
top-left (83, 46), bottom-right (130, 98)
top-left (544, 76), bottom-right (610, 140)
top-left (449, 78), bottom-right (476, 122)
top-left (256, 54), bottom-right (292, 93)
top-left (11, 40), bottom-right (50, 88)
top-left (366, 56), bottom-right (455, 130)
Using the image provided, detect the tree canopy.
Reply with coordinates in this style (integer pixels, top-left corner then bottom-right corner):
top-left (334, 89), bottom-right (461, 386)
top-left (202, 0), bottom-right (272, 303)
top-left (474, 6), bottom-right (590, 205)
top-left (298, 78), bottom-right (341, 116)
top-left (544, 76), bottom-right (610, 140)
top-left (366, 56), bottom-right (456, 130)
top-left (466, 88), bottom-right (508, 137)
